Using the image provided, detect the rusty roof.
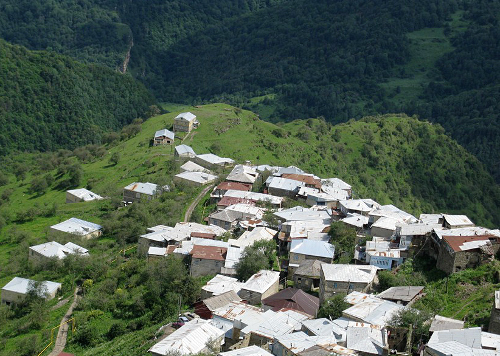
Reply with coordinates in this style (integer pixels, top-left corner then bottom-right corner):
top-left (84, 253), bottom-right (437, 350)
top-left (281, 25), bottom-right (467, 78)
top-left (190, 245), bottom-right (227, 261)
top-left (282, 174), bottom-right (322, 189)
top-left (218, 196), bottom-right (256, 207)
top-left (191, 232), bottom-right (216, 239)
top-left (442, 235), bottom-right (496, 252)
top-left (217, 181), bottom-right (252, 192)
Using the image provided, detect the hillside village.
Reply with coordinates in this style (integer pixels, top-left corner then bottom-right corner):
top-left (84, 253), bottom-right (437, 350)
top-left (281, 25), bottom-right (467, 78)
top-left (2, 111), bottom-right (500, 356)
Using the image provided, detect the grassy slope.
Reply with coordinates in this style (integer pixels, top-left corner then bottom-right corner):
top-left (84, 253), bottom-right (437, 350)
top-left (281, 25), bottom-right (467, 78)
top-left (0, 103), bottom-right (499, 354)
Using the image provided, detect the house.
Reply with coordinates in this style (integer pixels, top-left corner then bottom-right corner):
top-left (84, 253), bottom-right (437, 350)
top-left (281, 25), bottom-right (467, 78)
top-left (365, 247), bottom-right (404, 270)
top-left (321, 178), bottom-right (352, 197)
top-left (425, 327), bottom-right (487, 356)
top-left (293, 260), bottom-right (324, 292)
top-left (66, 188), bottom-right (103, 203)
top-left (346, 327), bottom-right (387, 356)
top-left (29, 241), bottom-right (88, 263)
top-left (489, 291), bottom-right (500, 335)
top-left (239, 270), bottom-right (280, 305)
top-left (180, 161), bottom-right (210, 173)
top-left (147, 246), bottom-right (176, 261)
top-left (298, 344), bottom-right (357, 356)
top-left (194, 153), bottom-right (235, 168)
top-left (341, 214), bottom-right (369, 230)
top-left (194, 290), bottom-right (242, 319)
top-left (288, 239), bottom-right (334, 275)
top-left (123, 182), bottom-right (166, 203)
top-left (441, 214), bottom-right (475, 229)
top-left (240, 309), bottom-right (310, 346)
top-left (272, 332), bottom-right (336, 356)
top-left (1, 277), bottom-right (61, 306)
top-left (396, 223), bottom-right (441, 251)
top-left (338, 200), bottom-right (372, 216)
top-left (212, 301), bottom-right (264, 340)
top-left (50, 218), bottom-right (102, 239)
top-left (274, 166), bottom-right (306, 176)
top-left (218, 196), bottom-right (257, 210)
top-left (218, 345), bottom-right (273, 356)
top-left (274, 207), bottom-right (331, 224)
top-left (175, 144), bottom-right (197, 159)
top-left (222, 246), bottom-right (243, 277)
top-left (226, 165), bottom-right (259, 185)
top-left (153, 129), bottom-right (175, 145)
top-left (262, 288), bottom-right (320, 317)
top-left (209, 204), bottom-right (264, 230)
top-left (300, 318), bottom-right (348, 345)
top-left (173, 112), bottom-right (199, 133)
top-left (190, 245), bottom-right (228, 277)
top-left (305, 192), bottom-right (347, 209)
top-left (319, 264), bottom-right (378, 303)
top-left (376, 286), bottom-right (424, 306)
top-left (267, 177), bottom-right (305, 197)
top-left (211, 181), bottom-right (252, 200)
top-left (282, 174), bottom-right (322, 189)
top-left (223, 190), bottom-right (283, 208)
top-left (436, 234), bottom-right (499, 274)
top-left (201, 274), bottom-right (244, 299)
top-left (228, 227), bottom-right (277, 249)
top-left (174, 171), bottom-right (218, 186)
top-left (148, 319), bottom-right (225, 356)
top-left (370, 217), bottom-right (400, 239)
top-left (429, 315), bottom-right (465, 333)
top-left (342, 299), bottom-right (403, 327)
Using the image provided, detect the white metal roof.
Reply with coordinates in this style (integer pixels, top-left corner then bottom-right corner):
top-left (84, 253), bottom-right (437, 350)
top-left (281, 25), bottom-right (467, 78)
top-left (175, 171), bottom-right (218, 185)
top-left (301, 318), bottom-right (347, 342)
top-left (426, 341), bottom-right (497, 356)
top-left (321, 178), bottom-right (352, 191)
top-left (1, 277), bottom-right (61, 296)
top-left (339, 200), bottom-right (371, 213)
top-left (148, 319), bottom-right (225, 355)
top-left (202, 275), bottom-right (244, 296)
top-left (443, 214), bottom-right (475, 227)
top-left (275, 166), bottom-right (306, 176)
top-left (307, 190), bottom-right (348, 202)
top-left (148, 246), bottom-right (168, 256)
top-left (30, 241), bottom-right (73, 259)
top-left (344, 291), bottom-right (380, 305)
top-left (341, 214), bottom-right (369, 228)
top-left (434, 227), bottom-right (500, 240)
top-left (196, 153), bottom-right (235, 166)
top-left (321, 264), bottom-right (378, 284)
top-left (298, 187), bottom-right (321, 197)
top-left (241, 309), bottom-right (309, 339)
top-left (429, 315), bottom-right (465, 332)
top-left (342, 299), bottom-right (403, 327)
top-left (66, 188), bottom-right (103, 201)
top-left (224, 190), bottom-right (283, 205)
top-left (213, 301), bottom-right (263, 322)
top-left (281, 220), bottom-right (330, 239)
top-left (241, 270), bottom-right (280, 293)
top-left (346, 327), bottom-right (385, 355)
top-left (175, 144), bottom-right (196, 156)
top-left (398, 223), bottom-right (441, 236)
top-left (227, 165), bottom-right (259, 184)
top-left (226, 204), bottom-right (265, 219)
top-left (371, 217), bottom-right (400, 232)
top-left (218, 345), bottom-right (272, 356)
top-left (123, 182), bottom-right (159, 196)
top-left (224, 246), bottom-right (242, 269)
top-left (290, 239), bottom-right (334, 259)
top-left (275, 207), bottom-right (331, 222)
top-left (175, 112), bottom-right (197, 122)
top-left (419, 213), bottom-right (443, 224)
top-left (228, 227), bottom-right (277, 249)
top-left (428, 327), bottom-right (482, 348)
top-left (154, 129), bottom-right (175, 140)
top-left (50, 217), bottom-right (102, 235)
top-left (275, 332), bottom-right (322, 354)
top-left (481, 331), bottom-right (500, 350)
top-left (180, 161), bottom-right (208, 173)
top-left (268, 177), bottom-right (305, 192)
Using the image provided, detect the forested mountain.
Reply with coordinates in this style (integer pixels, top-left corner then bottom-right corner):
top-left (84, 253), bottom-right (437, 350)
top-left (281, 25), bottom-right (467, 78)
top-left (0, 40), bottom-right (155, 155)
top-left (0, 0), bottom-right (499, 181)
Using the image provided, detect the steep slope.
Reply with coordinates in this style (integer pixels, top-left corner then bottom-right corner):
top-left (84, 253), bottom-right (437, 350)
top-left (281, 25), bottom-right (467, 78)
top-left (0, 40), bottom-right (155, 155)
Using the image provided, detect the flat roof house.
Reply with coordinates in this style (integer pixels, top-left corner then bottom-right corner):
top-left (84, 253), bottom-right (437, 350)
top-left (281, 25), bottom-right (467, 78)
top-left (50, 218), bottom-right (102, 239)
top-left (239, 270), bottom-right (280, 305)
top-left (66, 188), bottom-right (103, 203)
top-left (1, 277), bottom-right (61, 306)
top-left (153, 129), bottom-right (175, 146)
top-left (173, 112), bottom-right (199, 133)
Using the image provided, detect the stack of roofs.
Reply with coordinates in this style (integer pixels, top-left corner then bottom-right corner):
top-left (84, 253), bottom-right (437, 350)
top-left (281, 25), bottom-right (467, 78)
top-left (201, 274), bottom-right (244, 299)
top-left (29, 241), bottom-right (88, 261)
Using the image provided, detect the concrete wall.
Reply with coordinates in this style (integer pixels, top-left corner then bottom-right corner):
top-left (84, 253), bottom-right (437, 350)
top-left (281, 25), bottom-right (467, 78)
top-left (48, 227), bottom-right (101, 240)
top-left (123, 189), bottom-right (153, 204)
top-left (1, 285), bottom-right (59, 306)
top-left (292, 275), bottom-right (317, 292)
top-left (288, 253), bottom-right (331, 276)
top-left (173, 119), bottom-right (193, 132)
top-left (319, 271), bottom-right (371, 303)
top-left (191, 258), bottom-right (224, 277)
top-left (370, 226), bottom-right (395, 239)
top-left (66, 192), bottom-right (83, 204)
top-left (239, 278), bottom-right (279, 305)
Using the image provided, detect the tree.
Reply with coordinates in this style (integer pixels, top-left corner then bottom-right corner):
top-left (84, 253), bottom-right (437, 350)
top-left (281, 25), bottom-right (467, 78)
top-left (328, 221), bottom-right (357, 263)
top-left (388, 307), bottom-right (433, 349)
top-left (30, 176), bottom-right (48, 195)
top-left (317, 293), bottom-right (349, 319)
top-left (67, 163), bottom-right (83, 187)
top-left (109, 152), bottom-right (120, 166)
top-left (0, 171), bottom-right (8, 186)
top-left (235, 239), bottom-right (276, 281)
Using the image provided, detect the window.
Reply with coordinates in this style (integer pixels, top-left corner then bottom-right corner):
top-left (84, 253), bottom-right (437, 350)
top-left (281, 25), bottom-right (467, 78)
top-left (333, 283), bottom-right (337, 289)
top-left (294, 255), bottom-right (299, 261)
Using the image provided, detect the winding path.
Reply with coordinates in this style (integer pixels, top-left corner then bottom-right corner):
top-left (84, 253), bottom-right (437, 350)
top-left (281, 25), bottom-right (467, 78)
top-left (184, 184), bottom-right (215, 222)
top-left (48, 287), bottom-right (81, 356)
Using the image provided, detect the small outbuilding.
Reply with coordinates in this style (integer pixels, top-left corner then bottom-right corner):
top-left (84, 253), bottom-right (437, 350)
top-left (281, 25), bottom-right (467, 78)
top-left (50, 218), bottom-right (102, 239)
top-left (66, 188), bottom-right (103, 203)
top-left (1, 277), bottom-right (61, 306)
top-left (153, 129), bottom-right (175, 146)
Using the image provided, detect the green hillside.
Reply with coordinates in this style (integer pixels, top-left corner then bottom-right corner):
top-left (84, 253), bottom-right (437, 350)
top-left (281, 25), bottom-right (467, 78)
top-left (0, 104), bottom-right (499, 354)
top-left (0, 40), bottom-right (156, 155)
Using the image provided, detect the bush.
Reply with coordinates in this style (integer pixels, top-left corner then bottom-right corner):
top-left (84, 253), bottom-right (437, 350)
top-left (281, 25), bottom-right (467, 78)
top-left (317, 293), bottom-right (349, 319)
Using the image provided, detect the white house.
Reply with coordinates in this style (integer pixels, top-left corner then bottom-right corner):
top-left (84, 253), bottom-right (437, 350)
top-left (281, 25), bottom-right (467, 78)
top-left (50, 218), bottom-right (102, 239)
top-left (174, 171), bottom-right (218, 187)
top-left (66, 188), bottom-right (103, 203)
top-left (123, 182), bottom-right (168, 203)
top-left (29, 241), bottom-right (88, 263)
top-left (175, 144), bottom-right (197, 158)
top-left (173, 112), bottom-right (199, 132)
top-left (153, 129), bottom-right (175, 145)
top-left (1, 277), bottom-right (61, 306)
top-left (239, 270), bottom-right (280, 305)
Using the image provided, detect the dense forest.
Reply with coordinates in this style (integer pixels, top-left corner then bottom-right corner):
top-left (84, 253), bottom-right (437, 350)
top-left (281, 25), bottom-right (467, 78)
top-left (0, 0), bottom-right (499, 181)
top-left (0, 40), bottom-right (155, 155)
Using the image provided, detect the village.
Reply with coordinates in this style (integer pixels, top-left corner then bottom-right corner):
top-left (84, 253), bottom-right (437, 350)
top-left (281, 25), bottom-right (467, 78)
top-left (2, 111), bottom-right (500, 356)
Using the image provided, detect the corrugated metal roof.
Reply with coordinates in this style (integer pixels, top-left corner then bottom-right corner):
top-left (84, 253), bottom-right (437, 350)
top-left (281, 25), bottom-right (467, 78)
top-left (343, 300), bottom-right (403, 327)
top-left (148, 319), bottom-right (225, 355)
top-left (123, 182), bottom-right (160, 196)
top-left (228, 227), bottom-right (276, 249)
top-left (341, 214), bottom-right (368, 228)
top-left (30, 241), bottom-right (86, 259)
top-left (224, 190), bottom-right (283, 205)
top-left (344, 291), bottom-right (380, 305)
top-left (377, 286), bottom-right (424, 303)
top-left (219, 345), bottom-right (273, 356)
top-left (298, 344), bottom-right (357, 356)
top-left (426, 341), bottom-right (497, 355)
top-left (268, 177), bottom-right (305, 192)
top-left (434, 227), bottom-right (500, 240)
top-left (320, 178), bottom-right (352, 191)
top-left (66, 188), bottom-right (103, 201)
top-left (175, 144), bottom-right (196, 156)
top-left (290, 239), bottom-right (334, 259)
top-left (428, 327), bottom-right (482, 348)
top-left (202, 275), bottom-right (244, 296)
top-left (275, 207), bottom-right (331, 222)
top-left (276, 166), bottom-right (306, 176)
top-left (242, 270), bottom-right (280, 293)
top-left (321, 264), bottom-right (378, 284)
top-left (212, 300), bottom-right (263, 321)
top-left (1, 277), bottom-right (61, 296)
top-left (339, 200), bottom-right (372, 213)
top-left (190, 245), bottom-right (227, 261)
top-left (154, 129), bottom-right (175, 140)
top-left (203, 290), bottom-right (242, 311)
top-left (429, 315), bottom-right (465, 332)
top-left (175, 171), bottom-right (218, 185)
top-left (442, 235), bottom-right (494, 252)
top-left (241, 309), bottom-right (310, 339)
top-left (227, 165), bottom-right (259, 184)
top-left (282, 174), bottom-right (321, 189)
top-left (224, 246), bottom-right (242, 269)
top-left (50, 217), bottom-right (102, 235)
top-left (196, 153), bottom-right (235, 165)
top-left (216, 181), bottom-right (252, 192)
top-left (371, 217), bottom-right (399, 232)
top-left (443, 214), bottom-right (475, 227)
top-left (175, 112), bottom-right (197, 122)
top-left (180, 161), bottom-right (209, 173)
top-left (346, 327), bottom-right (386, 355)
